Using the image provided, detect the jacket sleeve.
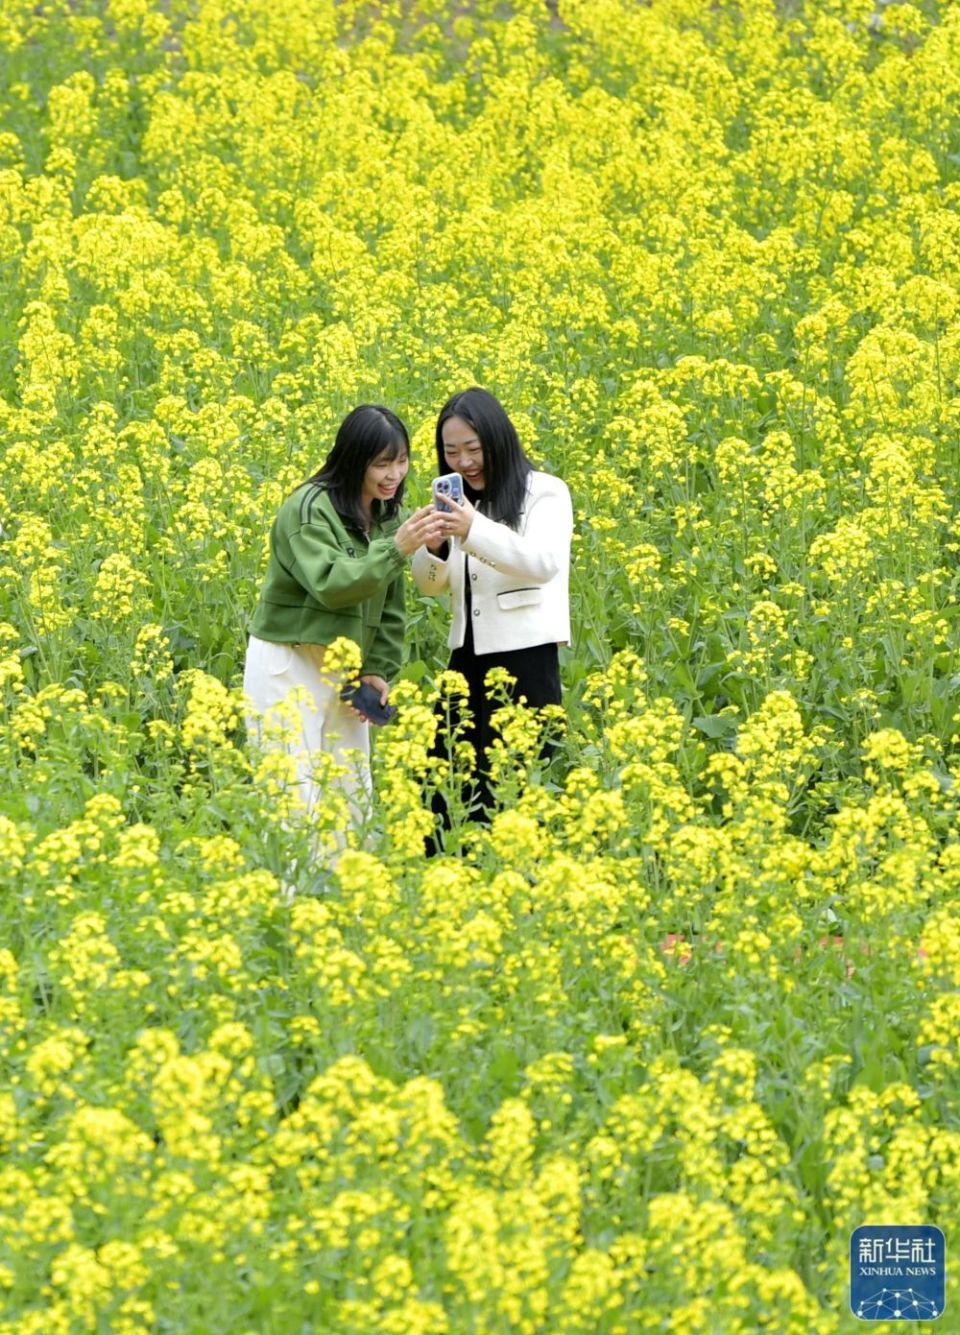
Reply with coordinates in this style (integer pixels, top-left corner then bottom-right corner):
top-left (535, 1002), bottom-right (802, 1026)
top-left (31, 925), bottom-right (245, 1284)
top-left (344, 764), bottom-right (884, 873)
top-left (460, 478), bottom-right (573, 583)
top-left (362, 570), bottom-right (405, 682)
top-left (411, 543), bottom-right (451, 594)
top-left (288, 520), bottom-right (406, 610)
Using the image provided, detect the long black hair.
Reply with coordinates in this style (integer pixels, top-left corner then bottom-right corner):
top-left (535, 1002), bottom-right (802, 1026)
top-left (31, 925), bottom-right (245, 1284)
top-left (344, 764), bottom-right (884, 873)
top-left (435, 387), bottom-right (532, 531)
top-left (309, 404), bottom-right (409, 531)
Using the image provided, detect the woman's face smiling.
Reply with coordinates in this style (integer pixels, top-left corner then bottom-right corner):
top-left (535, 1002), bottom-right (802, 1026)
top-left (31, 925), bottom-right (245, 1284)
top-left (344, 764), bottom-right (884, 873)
top-left (441, 415), bottom-right (485, 490)
top-left (361, 446), bottom-right (409, 511)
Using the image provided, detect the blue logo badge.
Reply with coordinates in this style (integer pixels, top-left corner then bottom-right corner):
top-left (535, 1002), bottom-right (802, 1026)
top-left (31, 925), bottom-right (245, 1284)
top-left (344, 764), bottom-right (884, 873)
top-left (850, 1225), bottom-right (945, 1321)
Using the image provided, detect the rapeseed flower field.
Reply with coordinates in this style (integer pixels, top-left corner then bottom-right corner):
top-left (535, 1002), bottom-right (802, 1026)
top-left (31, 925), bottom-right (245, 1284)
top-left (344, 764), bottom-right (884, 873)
top-left (2, 0), bottom-right (960, 1328)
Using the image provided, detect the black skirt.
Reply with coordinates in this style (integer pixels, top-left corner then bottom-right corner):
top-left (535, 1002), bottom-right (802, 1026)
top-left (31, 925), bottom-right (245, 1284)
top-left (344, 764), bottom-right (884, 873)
top-left (431, 560), bottom-right (563, 827)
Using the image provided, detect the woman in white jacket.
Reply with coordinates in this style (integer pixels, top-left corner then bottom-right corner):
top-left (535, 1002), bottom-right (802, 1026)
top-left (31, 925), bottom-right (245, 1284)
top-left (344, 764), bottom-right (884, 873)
top-left (412, 387), bottom-right (573, 822)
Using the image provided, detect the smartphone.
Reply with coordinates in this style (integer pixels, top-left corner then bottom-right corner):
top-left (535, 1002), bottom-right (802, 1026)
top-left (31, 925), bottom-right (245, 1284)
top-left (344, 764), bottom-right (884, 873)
top-left (339, 680), bottom-right (398, 725)
top-left (432, 472), bottom-right (464, 511)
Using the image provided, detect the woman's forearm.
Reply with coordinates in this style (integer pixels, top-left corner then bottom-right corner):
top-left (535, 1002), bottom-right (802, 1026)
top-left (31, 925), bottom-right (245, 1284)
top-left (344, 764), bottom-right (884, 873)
top-left (412, 543), bottom-right (451, 593)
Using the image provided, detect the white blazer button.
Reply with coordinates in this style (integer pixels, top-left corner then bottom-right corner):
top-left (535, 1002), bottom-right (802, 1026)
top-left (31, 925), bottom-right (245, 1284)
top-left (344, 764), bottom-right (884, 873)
top-left (473, 608), bottom-right (480, 616)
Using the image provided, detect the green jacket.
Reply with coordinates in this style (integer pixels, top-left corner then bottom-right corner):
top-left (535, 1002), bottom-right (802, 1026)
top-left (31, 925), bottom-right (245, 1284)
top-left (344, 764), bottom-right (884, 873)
top-left (249, 483), bottom-right (406, 681)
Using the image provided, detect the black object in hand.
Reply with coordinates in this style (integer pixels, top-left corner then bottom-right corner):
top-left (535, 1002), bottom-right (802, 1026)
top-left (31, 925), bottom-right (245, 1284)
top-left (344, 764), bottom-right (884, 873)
top-left (340, 680), bottom-right (398, 725)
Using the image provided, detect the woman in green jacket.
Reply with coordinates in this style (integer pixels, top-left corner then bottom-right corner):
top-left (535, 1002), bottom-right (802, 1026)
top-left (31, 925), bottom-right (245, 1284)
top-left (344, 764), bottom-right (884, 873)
top-left (244, 404), bottom-right (444, 836)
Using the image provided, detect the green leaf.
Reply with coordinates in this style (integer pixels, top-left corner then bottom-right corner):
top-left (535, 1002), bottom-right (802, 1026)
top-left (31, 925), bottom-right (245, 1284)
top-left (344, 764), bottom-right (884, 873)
top-left (691, 714), bottom-right (739, 738)
top-left (401, 658), bottom-right (427, 683)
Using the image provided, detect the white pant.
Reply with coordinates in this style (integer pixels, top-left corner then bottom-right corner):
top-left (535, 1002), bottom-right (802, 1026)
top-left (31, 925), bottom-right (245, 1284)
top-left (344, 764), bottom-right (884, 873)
top-left (243, 636), bottom-right (371, 834)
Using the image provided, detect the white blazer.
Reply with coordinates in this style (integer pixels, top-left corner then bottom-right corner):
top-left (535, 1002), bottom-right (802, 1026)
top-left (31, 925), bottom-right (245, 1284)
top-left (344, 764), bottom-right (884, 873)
top-left (412, 471), bottom-right (573, 654)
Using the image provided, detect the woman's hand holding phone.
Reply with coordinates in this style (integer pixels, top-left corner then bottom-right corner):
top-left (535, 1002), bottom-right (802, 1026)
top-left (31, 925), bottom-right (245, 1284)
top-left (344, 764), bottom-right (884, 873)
top-left (394, 505), bottom-right (447, 556)
top-left (341, 674), bottom-right (397, 725)
top-left (360, 673), bottom-right (389, 706)
top-left (435, 492), bottom-right (475, 541)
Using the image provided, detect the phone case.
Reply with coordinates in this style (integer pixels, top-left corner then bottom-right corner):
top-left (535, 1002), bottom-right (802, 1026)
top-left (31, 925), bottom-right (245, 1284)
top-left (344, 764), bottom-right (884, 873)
top-left (340, 680), bottom-right (398, 725)
top-left (432, 473), bottom-right (464, 510)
